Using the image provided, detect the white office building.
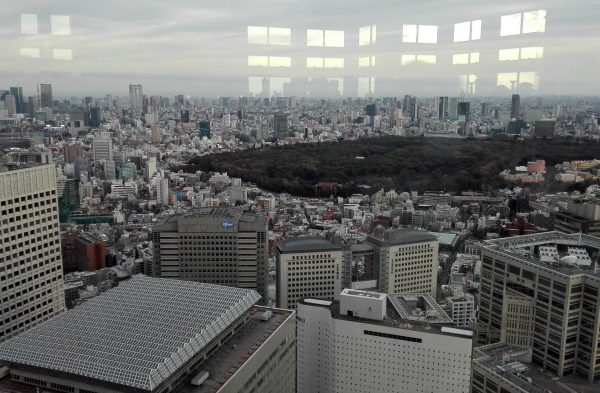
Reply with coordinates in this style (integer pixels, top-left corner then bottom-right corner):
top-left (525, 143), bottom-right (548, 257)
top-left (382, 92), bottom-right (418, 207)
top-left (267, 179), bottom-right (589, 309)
top-left (92, 138), bottom-right (113, 162)
top-left (0, 164), bottom-right (66, 343)
top-left (297, 290), bottom-right (473, 393)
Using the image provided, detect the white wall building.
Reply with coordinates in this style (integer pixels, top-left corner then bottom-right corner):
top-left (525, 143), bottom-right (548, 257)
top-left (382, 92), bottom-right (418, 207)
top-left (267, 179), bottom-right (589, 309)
top-left (297, 291), bottom-right (473, 393)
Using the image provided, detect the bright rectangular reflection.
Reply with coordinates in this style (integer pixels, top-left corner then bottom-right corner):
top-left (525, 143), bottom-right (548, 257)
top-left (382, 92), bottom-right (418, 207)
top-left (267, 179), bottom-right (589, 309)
top-left (307, 29), bottom-right (323, 46)
top-left (499, 48), bottom-right (520, 61)
top-left (453, 53), bottom-right (469, 65)
top-left (19, 48), bottom-right (41, 58)
top-left (53, 48), bottom-right (73, 61)
top-left (21, 14), bottom-right (38, 35)
top-left (269, 27), bottom-right (291, 45)
top-left (401, 54), bottom-right (416, 65)
top-left (359, 26), bottom-right (371, 46)
top-left (471, 20), bottom-right (481, 40)
top-left (307, 57), bottom-right (324, 68)
top-left (248, 26), bottom-right (268, 44)
top-left (418, 25), bottom-right (438, 44)
top-left (358, 77), bottom-right (375, 97)
top-left (520, 47), bottom-right (544, 60)
top-left (497, 72), bottom-right (540, 90)
top-left (51, 15), bottom-right (71, 35)
top-left (417, 54), bottom-right (436, 64)
top-left (358, 56), bottom-right (376, 67)
top-left (324, 57), bottom-right (344, 68)
top-left (523, 10), bottom-right (546, 33)
top-left (269, 56), bottom-right (291, 67)
top-left (501, 13), bottom-right (522, 36)
top-left (402, 25), bottom-right (417, 43)
top-left (459, 74), bottom-right (478, 94)
top-left (327, 78), bottom-right (344, 96)
top-left (324, 30), bottom-right (344, 47)
top-left (470, 52), bottom-right (480, 63)
top-left (248, 55), bottom-right (268, 67)
top-left (454, 22), bottom-right (470, 42)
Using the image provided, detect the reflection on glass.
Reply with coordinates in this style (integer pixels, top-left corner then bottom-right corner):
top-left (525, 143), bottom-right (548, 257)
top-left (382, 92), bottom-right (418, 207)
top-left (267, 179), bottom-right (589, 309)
top-left (454, 22), bottom-right (470, 42)
top-left (523, 10), bottom-right (546, 34)
top-left (51, 15), bottom-right (71, 36)
top-left (21, 14), bottom-right (38, 35)
top-left (459, 74), bottom-right (478, 94)
top-left (402, 25), bottom-right (417, 43)
top-left (269, 56), bottom-right (292, 67)
top-left (19, 48), bottom-right (41, 58)
top-left (401, 54), bottom-right (416, 65)
top-left (269, 28), bottom-right (291, 45)
top-left (497, 72), bottom-right (540, 90)
top-left (519, 72), bottom-right (540, 89)
top-left (471, 20), bottom-right (481, 40)
top-left (418, 25), bottom-right (438, 44)
top-left (248, 26), bottom-right (290, 45)
top-left (358, 56), bottom-right (376, 68)
top-left (418, 54), bottom-right (436, 64)
top-left (358, 77), bottom-right (375, 97)
top-left (307, 57), bottom-right (324, 68)
top-left (499, 48), bottom-right (520, 61)
top-left (327, 78), bottom-right (344, 96)
top-left (248, 26), bottom-right (268, 44)
top-left (307, 29), bottom-right (323, 46)
top-left (500, 13), bottom-right (522, 36)
top-left (359, 25), bottom-right (376, 46)
top-left (324, 30), bottom-right (344, 47)
top-left (248, 55), bottom-right (269, 67)
top-left (53, 48), bottom-right (73, 61)
top-left (499, 47), bottom-right (544, 61)
top-left (324, 57), bottom-right (344, 68)
top-left (453, 53), bottom-right (470, 65)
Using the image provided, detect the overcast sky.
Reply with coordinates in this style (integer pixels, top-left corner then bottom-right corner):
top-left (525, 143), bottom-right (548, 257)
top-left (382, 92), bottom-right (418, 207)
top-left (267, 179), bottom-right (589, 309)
top-left (0, 0), bottom-right (598, 97)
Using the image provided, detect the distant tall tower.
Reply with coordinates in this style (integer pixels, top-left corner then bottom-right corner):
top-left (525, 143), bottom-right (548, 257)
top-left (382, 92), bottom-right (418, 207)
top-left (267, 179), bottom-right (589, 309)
top-left (3, 95), bottom-right (16, 117)
top-left (261, 77), bottom-right (270, 98)
top-left (273, 113), bottom-right (289, 139)
top-left (128, 84), bottom-right (144, 111)
top-left (0, 164), bottom-right (66, 343)
top-left (39, 84), bottom-right (53, 109)
top-left (511, 94), bottom-right (521, 119)
top-left (9, 87), bottom-right (24, 113)
top-left (438, 96), bottom-right (449, 120)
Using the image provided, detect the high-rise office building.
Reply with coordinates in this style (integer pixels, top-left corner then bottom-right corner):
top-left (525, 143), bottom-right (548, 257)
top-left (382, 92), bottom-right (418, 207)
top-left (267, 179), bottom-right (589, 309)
top-left (9, 87), bottom-right (24, 113)
top-left (276, 237), bottom-right (344, 309)
top-left (3, 95), bottom-right (16, 117)
top-left (39, 83), bottom-right (53, 109)
top-left (438, 96), bottom-right (449, 120)
top-left (92, 138), bottom-right (113, 162)
top-left (151, 207), bottom-right (269, 300)
top-left (0, 164), bottom-right (66, 343)
top-left (274, 113), bottom-right (288, 139)
top-left (156, 175), bottom-right (169, 205)
top-left (90, 106), bottom-right (102, 127)
top-left (367, 229), bottom-right (439, 296)
top-left (511, 94), bottom-right (521, 119)
top-left (297, 290), bottom-right (473, 393)
top-left (0, 276), bottom-right (296, 393)
top-left (476, 231), bottom-right (600, 382)
top-left (198, 120), bottom-right (211, 139)
top-left (129, 83), bottom-right (144, 111)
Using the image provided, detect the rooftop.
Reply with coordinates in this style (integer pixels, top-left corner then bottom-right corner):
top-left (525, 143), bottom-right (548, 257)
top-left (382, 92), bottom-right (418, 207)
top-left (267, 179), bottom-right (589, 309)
top-left (181, 307), bottom-right (293, 393)
top-left (485, 231), bottom-right (600, 279)
top-left (474, 343), bottom-right (600, 393)
top-left (388, 294), bottom-right (454, 325)
top-left (0, 275), bottom-right (261, 391)
top-left (277, 236), bottom-right (342, 254)
top-left (367, 228), bottom-right (437, 247)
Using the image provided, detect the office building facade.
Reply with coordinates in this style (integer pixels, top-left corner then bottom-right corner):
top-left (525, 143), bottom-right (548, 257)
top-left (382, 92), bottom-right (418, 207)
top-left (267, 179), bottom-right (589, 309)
top-left (0, 164), bottom-right (66, 343)
top-left (129, 83), bottom-right (144, 111)
top-left (152, 207), bottom-right (269, 300)
top-left (276, 237), bottom-right (343, 309)
top-left (39, 84), bottom-right (53, 109)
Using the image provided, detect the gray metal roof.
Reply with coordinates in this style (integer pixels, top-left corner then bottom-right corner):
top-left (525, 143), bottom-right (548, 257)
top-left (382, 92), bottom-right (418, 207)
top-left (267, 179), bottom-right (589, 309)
top-left (277, 237), bottom-right (343, 253)
top-left (0, 275), bottom-right (260, 391)
top-left (367, 228), bottom-right (437, 247)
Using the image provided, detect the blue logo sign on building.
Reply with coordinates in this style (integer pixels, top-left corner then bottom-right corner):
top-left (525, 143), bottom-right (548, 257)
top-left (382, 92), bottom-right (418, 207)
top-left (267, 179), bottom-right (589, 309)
top-left (222, 220), bottom-right (235, 229)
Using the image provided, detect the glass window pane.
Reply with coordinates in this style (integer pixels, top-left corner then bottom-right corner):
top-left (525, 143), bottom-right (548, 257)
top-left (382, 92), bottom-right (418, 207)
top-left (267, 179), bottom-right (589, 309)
top-left (454, 22), bottom-right (470, 42)
top-left (371, 25), bottom-right (376, 44)
top-left (307, 29), bottom-right (323, 46)
top-left (523, 10), bottom-right (546, 34)
top-left (402, 25), bottom-right (417, 43)
top-left (359, 26), bottom-right (370, 46)
top-left (324, 57), bottom-right (344, 68)
top-left (417, 55), bottom-right (436, 64)
top-left (418, 25), bottom-right (438, 44)
top-left (269, 56), bottom-right (291, 67)
top-left (307, 57), bottom-right (323, 68)
top-left (358, 56), bottom-right (370, 67)
top-left (470, 52), bottom-right (480, 64)
top-left (401, 54), bottom-right (416, 65)
top-left (324, 30), bottom-right (344, 47)
top-left (19, 48), bottom-right (41, 58)
top-left (248, 56), bottom-right (268, 67)
top-left (520, 47), bottom-right (544, 60)
top-left (501, 13), bottom-right (522, 36)
top-left (21, 14), bottom-right (38, 35)
top-left (499, 48), bottom-right (520, 61)
top-left (497, 72), bottom-right (519, 90)
top-left (471, 20), bottom-right (482, 40)
top-left (248, 26), bottom-right (268, 44)
top-left (51, 15), bottom-right (71, 36)
top-left (520, 72), bottom-right (540, 89)
top-left (453, 53), bottom-right (469, 65)
top-left (269, 27), bottom-right (291, 45)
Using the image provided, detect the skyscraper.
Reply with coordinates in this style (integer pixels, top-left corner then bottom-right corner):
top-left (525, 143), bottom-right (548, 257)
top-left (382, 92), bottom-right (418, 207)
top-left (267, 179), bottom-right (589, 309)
top-left (0, 164), bottom-right (66, 343)
top-left (511, 93), bottom-right (521, 119)
top-left (9, 87), bottom-right (24, 113)
top-left (197, 120), bottom-right (211, 139)
top-left (438, 96), bottom-right (449, 120)
top-left (274, 113), bottom-right (288, 139)
top-left (39, 83), bottom-right (53, 109)
top-left (151, 207), bottom-right (269, 300)
top-left (3, 95), bottom-right (16, 117)
top-left (129, 83), bottom-right (144, 111)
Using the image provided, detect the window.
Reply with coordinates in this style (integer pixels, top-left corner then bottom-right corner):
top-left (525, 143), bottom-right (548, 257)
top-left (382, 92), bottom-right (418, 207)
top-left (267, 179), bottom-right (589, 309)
top-left (307, 29), bottom-right (344, 47)
top-left (454, 20), bottom-right (481, 42)
top-left (359, 25), bottom-right (376, 46)
top-left (403, 24), bottom-right (438, 43)
top-left (501, 10), bottom-right (546, 36)
top-left (358, 56), bottom-right (376, 68)
top-left (402, 54), bottom-right (437, 65)
top-left (497, 72), bottom-right (540, 90)
top-left (247, 26), bottom-right (291, 45)
top-left (499, 47), bottom-right (544, 61)
top-left (453, 52), bottom-right (480, 65)
top-left (248, 56), bottom-right (291, 67)
top-left (306, 57), bottom-right (344, 68)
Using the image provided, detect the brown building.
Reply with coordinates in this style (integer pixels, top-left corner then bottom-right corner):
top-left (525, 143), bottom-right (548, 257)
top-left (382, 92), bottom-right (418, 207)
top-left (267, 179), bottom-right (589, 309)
top-left (64, 144), bottom-right (85, 164)
top-left (74, 233), bottom-right (106, 271)
top-left (61, 230), bottom-right (83, 272)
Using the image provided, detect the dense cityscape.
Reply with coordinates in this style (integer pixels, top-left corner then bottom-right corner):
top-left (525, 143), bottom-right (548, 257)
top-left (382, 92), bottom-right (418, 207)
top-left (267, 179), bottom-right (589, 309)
top-left (1, 2), bottom-right (600, 393)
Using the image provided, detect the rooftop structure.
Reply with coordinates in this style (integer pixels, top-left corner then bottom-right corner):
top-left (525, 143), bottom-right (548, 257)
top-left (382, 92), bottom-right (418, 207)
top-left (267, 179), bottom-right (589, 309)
top-left (388, 293), bottom-right (454, 325)
top-left (0, 275), bottom-right (261, 391)
top-left (277, 236), bottom-right (343, 253)
top-left (367, 228), bottom-right (437, 247)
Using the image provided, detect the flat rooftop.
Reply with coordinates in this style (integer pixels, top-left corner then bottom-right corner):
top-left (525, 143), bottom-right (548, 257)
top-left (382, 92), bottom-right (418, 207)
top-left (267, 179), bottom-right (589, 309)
top-left (0, 275), bottom-right (261, 391)
top-left (367, 228), bottom-right (437, 247)
top-left (485, 231), bottom-right (600, 279)
top-left (474, 343), bottom-right (600, 393)
top-left (277, 237), bottom-right (342, 253)
top-left (388, 294), bottom-right (454, 324)
top-left (181, 307), bottom-right (293, 393)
